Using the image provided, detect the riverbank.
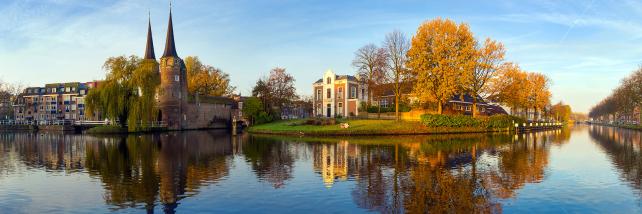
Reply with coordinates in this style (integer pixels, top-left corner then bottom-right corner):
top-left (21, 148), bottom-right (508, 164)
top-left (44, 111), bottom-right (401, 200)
top-left (247, 119), bottom-right (512, 136)
top-left (590, 122), bottom-right (642, 131)
top-left (85, 126), bottom-right (168, 134)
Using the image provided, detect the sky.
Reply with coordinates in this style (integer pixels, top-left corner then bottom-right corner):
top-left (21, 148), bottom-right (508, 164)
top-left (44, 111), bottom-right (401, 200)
top-left (1, 0), bottom-right (642, 113)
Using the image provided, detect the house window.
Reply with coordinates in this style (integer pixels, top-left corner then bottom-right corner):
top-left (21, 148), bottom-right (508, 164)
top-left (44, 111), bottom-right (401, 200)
top-left (338, 103), bottom-right (343, 114)
top-left (338, 87), bottom-right (343, 99)
top-left (465, 105), bottom-right (471, 111)
top-left (326, 77), bottom-right (331, 84)
top-left (175, 75), bottom-right (180, 82)
top-left (327, 88), bottom-right (331, 99)
top-left (380, 99), bottom-right (388, 108)
top-left (316, 89), bottom-right (321, 101)
top-left (361, 88), bottom-right (365, 100)
top-left (351, 87), bottom-right (356, 98)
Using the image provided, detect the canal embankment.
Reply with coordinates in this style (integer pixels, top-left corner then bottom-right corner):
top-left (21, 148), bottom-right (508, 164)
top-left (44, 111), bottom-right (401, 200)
top-left (248, 115), bottom-right (563, 136)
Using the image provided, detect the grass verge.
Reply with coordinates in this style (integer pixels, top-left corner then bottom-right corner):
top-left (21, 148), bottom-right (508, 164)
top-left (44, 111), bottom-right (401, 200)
top-left (248, 119), bottom-right (511, 136)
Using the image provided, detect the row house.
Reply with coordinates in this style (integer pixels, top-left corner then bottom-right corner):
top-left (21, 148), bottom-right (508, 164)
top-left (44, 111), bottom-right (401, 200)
top-left (13, 82), bottom-right (99, 121)
top-left (312, 70), bottom-right (368, 117)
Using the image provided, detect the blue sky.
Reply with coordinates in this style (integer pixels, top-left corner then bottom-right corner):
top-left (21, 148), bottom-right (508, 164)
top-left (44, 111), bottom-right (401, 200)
top-left (1, 0), bottom-right (642, 113)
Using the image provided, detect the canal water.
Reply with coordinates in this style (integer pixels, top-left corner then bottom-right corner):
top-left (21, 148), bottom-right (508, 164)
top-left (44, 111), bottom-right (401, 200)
top-left (0, 125), bottom-right (641, 213)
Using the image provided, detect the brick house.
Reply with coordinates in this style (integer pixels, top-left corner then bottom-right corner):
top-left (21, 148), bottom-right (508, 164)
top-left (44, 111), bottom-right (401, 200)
top-left (312, 70), bottom-right (368, 117)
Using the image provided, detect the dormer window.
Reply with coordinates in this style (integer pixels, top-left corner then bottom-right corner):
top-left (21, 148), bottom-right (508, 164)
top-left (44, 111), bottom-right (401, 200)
top-left (326, 77), bottom-right (331, 84)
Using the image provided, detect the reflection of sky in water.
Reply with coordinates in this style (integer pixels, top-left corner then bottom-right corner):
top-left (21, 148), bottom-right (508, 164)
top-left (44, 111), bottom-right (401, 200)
top-left (0, 126), bottom-right (640, 213)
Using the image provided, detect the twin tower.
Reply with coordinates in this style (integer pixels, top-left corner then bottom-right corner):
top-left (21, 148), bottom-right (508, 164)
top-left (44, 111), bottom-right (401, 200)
top-left (144, 9), bottom-right (188, 130)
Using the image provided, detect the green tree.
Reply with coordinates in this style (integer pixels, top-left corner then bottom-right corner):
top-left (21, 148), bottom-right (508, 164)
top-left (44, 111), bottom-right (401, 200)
top-left (86, 55), bottom-right (160, 131)
top-left (242, 96), bottom-right (263, 125)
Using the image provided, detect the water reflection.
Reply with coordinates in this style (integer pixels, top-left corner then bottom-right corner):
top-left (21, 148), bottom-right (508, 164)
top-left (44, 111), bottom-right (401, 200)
top-left (0, 129), bottom-right (577, 213)
top-left (589, 126), bottom-right (642, 192)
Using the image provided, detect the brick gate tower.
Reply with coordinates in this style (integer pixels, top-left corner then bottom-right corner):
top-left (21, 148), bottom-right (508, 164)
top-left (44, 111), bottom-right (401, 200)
top-left (158, 8), bottom-right (188, 130)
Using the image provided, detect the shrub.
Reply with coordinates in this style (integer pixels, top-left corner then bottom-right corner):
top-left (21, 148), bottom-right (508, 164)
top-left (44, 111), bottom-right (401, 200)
top-left (304, 118), bottom-right (336, 126)
top-left (420, 114), bottom-right (525, 128)
top-left (485, 115), bottom-right (525, 129)
top-left (255, 112), bottom-right (274, 125)
top-left (366, 104), bottom-right (412, 113)
top-left (420, 114), bottom-right (481, 127)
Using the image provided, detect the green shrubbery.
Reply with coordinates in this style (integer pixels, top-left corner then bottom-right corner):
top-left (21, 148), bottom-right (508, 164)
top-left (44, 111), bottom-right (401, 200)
top-left (485, 115), bottom-right (525, 128)
top-left (420, 114), bottom-right (481, 127)
top-left (304, 118), bottom-right (338, 126)
top-left (420, 114), bottom-right (524, 128)
top-left (366, 105), bottom-right (412, 113)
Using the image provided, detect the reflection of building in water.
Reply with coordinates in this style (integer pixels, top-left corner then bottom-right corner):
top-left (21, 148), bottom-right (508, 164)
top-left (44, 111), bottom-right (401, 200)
top-left (0, 130), bottom-right (235, 213)
top-left (0, 132), bottom-right (88, 172)
top-left (313, 141), bottom-right (359, 188)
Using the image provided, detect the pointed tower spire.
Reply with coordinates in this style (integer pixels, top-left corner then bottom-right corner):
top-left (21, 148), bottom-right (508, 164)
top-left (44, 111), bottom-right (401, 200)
top-left (162, 2), bottom-right (178, 58)
top-left (144, 12), bottom-right (156, 60)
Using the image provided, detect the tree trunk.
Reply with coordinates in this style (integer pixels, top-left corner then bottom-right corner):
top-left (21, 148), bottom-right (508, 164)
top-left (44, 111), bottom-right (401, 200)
top-left (472, 96), bottom-right (478, 117)
top-left (377, 98), bottom-right (381, 119)
top-left (437, 101), bottom-right (443, 114)
top-left (395, 95), bottom-right (400, 121)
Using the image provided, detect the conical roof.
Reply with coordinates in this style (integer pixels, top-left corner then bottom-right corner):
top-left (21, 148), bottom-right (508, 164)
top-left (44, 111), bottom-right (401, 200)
top-left (144, 18), bottom-right (156, 60)
top-left (162, 10), bottom-right (178, 58)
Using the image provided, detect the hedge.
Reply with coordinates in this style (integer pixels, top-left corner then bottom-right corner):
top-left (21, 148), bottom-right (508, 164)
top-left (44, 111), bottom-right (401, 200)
top-left (420, 114), bottom-right (525, 128)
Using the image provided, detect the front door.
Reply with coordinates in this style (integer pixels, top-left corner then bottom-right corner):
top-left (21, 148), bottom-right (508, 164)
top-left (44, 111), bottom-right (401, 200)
top-left (326, 104), bottom-right (331, 118)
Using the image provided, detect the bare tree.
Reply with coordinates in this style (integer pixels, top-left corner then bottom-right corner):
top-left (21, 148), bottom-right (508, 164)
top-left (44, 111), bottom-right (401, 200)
top-left (352, 44), bottom-right (389, 111)
top-left (384, 30), bottom-right (410, 120)
top-left (0, 80), bottom-right (24, 120)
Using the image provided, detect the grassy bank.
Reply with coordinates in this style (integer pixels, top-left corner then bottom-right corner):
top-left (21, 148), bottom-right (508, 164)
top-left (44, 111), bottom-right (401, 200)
top-left (85, 125), bottom-right (168, 134)
top-left (591, 122), bottom-right (642, 131)
top-left (248, 119), bottom-right (511, 136)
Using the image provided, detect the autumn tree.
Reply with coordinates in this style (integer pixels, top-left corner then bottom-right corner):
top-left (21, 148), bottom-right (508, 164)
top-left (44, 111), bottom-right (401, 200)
top-left (353, 43), bottom-right (389, 108)
top-left (251, 67), bottom-right (298, 118)
top-left (184, 56), bottom-right (235, 97)
top-left (526, 72), bottom-right (551, 120)
top-left (383, 30), bottom-right (410, 120)
top-left (406, 18), bottom-right (476, 114)
top-left (469, 38), bottom-right (505, 117)
top-left (490, 62), bottom-right (529, 116)
top-left (550, 102), bottom-right (572, 122)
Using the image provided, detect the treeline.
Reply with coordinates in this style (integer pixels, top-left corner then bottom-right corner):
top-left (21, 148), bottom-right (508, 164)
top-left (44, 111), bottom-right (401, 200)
top-left (589, 67), bottom-right (642, 123)
top-left (353, 18), bottom-right (554, 120)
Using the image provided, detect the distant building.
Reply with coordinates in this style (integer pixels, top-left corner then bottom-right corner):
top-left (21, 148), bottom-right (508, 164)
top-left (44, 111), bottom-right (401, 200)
top-left (312, 70), bottom-right (368, 117)
top-left (13, 81), bottom-right (99, 121)
top-left (443, 94), bottom-right (508, 116)
top-left (0, 91), bottom-right (12, 120)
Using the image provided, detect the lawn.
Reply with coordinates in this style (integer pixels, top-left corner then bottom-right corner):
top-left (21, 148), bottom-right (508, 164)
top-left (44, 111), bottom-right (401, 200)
top-left (248, 119), bottom-right (506, 136)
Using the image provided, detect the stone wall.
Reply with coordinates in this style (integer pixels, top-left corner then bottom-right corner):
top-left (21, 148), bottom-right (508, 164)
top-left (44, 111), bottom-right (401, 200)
top-left (183, 102), bottom-right (231, 130)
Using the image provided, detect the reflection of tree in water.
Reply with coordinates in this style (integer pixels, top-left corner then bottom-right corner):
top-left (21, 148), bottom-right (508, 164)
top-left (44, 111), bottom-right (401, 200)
top-left (485, 132), bottom-right (550, 199)
top-left (589, 126), bottom-right (642, 192)
top-left (241, 135), bottom-right (296, 188)
top-left (289, 132), bottom-right (558, 213)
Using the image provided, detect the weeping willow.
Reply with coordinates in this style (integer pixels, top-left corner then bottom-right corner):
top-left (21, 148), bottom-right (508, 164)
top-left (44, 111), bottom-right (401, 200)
top-left (86, 56), bottom-right (160, 132)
